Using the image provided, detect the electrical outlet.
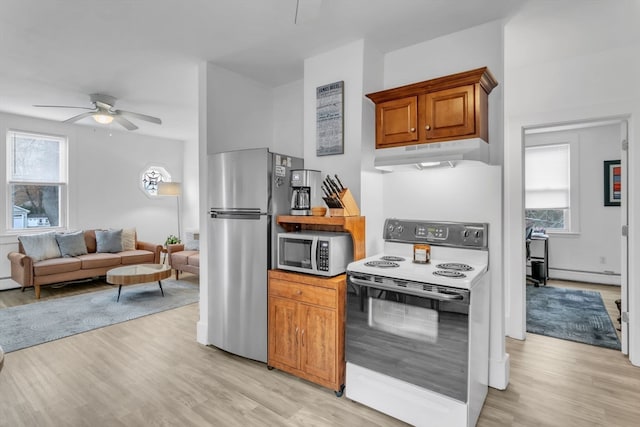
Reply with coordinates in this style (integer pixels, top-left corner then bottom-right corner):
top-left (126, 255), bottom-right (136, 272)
top-left (599, 256), bottom-right (606, 264)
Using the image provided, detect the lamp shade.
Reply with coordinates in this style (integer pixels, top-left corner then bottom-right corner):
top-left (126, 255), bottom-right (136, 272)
top-left (157, 181), bottom-right (181, 196)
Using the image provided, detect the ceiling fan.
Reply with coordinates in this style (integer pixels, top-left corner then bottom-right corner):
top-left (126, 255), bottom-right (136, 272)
top-left (33, 93), bottom-right (162, 131)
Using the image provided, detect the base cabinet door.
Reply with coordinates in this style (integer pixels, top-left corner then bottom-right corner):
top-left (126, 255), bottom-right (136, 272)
top-left (300, 304), bottom-right (337, 384)
top-left (267, 270), bottom-right (345, 394)
top-left (268, 296), bottom-right (299, 370)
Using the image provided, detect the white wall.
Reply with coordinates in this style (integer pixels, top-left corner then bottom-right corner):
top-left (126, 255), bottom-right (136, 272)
top-left (360, 42), bottom-right (385, 257)
top-left (273, 79), bottom-right (304, 158)
top-left (378, 20), bottom-right (509, 389)
top-left (504, 0), bottom-right (640, 364)
top-left (0, 111), bottom-right (184, 289)
top-left (205, 65), bottom-right (275, 155)
top-left (303, 40), bottom-right (366, 205)
top-left (526, 124), bottom-right (621, 284)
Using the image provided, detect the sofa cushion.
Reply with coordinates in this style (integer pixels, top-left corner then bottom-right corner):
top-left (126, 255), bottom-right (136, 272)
top-left (188, 253), bottom-right (200, 267)
top-left (33, 257), bottom-right (82, 276)
top-left (119, 250), bottom-right (155, 265)
top-left (18, 231), bottom-right (61, 262)
top-left (121, 228), bottom-right (136, 251)
top-left (55, 231), bottom-right (88, 257)
top-left (77, 253), bottom-right (121, 269)
top-left (84, 230), bottom-right (97, 253)
top-left (96, 229), bottom-right (123, 253)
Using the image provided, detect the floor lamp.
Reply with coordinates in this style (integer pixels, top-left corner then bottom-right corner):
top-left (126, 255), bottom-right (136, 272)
top-left (157, 181), bottom-right (182, 241)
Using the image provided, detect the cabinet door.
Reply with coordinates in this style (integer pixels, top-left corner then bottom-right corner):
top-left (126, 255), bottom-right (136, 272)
top-left (422, 84), bottom-right (475, 141)
top-left (268, 296), bottom-right (299, 370)
top-left (376, 96), bottom-right (418, 148)
top-left (299, 304), bottom-right (337, 384)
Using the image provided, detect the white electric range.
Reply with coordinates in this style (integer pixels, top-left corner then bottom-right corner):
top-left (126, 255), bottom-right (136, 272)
top-left (345, 218), bottom-right (491, 427)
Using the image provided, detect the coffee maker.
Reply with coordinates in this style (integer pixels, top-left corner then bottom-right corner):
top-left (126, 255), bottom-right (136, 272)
top-left (290, 169), bottom-right (322, 215)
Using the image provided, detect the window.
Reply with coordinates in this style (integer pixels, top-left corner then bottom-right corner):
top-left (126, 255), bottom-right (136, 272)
top-left (525, 143), bottom-right (570, 231)
top-left (140, 165), bottom-right (171, 197)
top-left (7, 131), bottom-right (67, 230)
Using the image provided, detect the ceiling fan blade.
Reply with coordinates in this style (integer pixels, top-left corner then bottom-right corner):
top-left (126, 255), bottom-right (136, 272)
top-left (34, 104), bottom-right (94, 110)
top-left (115, 109), bottom-right (162, 125)
top-left (113, 115), bottom-right (138, 131)
top-left (63, 112), bottom-right (96, 124)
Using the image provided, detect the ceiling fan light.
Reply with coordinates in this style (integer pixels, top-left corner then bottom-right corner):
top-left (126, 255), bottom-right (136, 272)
top-left (93, 113), bottom-right (113, 124)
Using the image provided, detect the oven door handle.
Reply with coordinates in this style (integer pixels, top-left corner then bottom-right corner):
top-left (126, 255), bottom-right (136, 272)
top-left (349, 277), bottom-right (466, 302)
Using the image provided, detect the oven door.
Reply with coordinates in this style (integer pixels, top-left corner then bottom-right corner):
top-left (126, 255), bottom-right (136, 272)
top-left (346, 274), bottom-right (470, 403)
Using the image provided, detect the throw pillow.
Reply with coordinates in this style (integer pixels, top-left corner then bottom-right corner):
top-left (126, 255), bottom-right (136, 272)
top-left (95, 229), bottom-right (123, 253)
top-left (18, 231), bottom-right (61, 262)
top-left (55, 231), bottom-right (88, 257)
top-left (184, 231), bottom-right (200, 251)
top-left (121, 228), bottom-right (136, 251)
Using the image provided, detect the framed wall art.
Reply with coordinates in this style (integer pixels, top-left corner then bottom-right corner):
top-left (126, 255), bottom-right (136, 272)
top-left (604, 160), bottom-right (621, 206)
top-left (316, 81), bottom-right (344, 156)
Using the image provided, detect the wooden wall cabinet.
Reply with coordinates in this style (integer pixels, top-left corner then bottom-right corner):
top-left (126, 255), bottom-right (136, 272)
top-left (268, 269), bottom-right (346, 395)
top-left (367, 67), bottom-right (498, 149)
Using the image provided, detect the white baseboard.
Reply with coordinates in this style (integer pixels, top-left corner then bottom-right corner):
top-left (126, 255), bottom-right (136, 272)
top-left (0, 278), bottom-right (20, 291)
top-left (550, 269), bottom-right (620, 286)
top-left (196, 320), bottom-right (209, 345)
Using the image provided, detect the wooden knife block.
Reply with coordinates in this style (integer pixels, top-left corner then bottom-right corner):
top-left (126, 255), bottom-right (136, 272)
top-left (329, 188), bottom-right (360, 217)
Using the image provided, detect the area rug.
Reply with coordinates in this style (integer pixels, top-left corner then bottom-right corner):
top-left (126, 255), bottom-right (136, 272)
top-left (526, 285), bottom-right (621, 350)
top-left (0, 279), bottom-right (199, 353)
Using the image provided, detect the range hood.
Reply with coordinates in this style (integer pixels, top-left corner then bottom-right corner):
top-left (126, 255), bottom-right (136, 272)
top-left (374, 138), bottom-right (489, 171)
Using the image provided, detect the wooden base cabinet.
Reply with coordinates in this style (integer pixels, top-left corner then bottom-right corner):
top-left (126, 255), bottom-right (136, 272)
top-left (268, 269), bottom-right (346, 396)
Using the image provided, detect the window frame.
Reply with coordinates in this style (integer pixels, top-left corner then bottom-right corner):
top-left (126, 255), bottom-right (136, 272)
top-left (6, 129), bottom-right (69, 233)
top-left (524, 132), bottom-right (580, 234)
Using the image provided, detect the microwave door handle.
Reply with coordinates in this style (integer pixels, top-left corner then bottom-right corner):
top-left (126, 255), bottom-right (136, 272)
top-left (311, 238), bottom-right (319, 272)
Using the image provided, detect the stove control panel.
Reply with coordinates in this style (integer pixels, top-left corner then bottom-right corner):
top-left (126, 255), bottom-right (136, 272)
top-left (384, 219), bottom-right (488, 249)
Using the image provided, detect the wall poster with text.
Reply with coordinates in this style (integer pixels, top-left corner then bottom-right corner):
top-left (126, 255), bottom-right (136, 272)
top-left (316, 81), bottom-right (344, 156)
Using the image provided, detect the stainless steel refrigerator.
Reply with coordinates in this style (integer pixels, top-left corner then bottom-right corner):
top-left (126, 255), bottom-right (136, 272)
top-left (208, 148), bottom-right (303, 363)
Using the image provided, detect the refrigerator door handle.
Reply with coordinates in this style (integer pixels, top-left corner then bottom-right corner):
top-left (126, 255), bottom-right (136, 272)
top-left (209, 208), bottom-right (266, 219)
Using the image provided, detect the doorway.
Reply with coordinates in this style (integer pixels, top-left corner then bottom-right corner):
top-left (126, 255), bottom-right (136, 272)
top-left (523, 119), bottom-right (627, 351)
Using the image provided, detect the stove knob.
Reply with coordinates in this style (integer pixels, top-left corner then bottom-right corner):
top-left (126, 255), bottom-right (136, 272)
top-left (397, 225), bottom-right (404, 233)
top-left (475, 230), bottom-right (482, 239)
top-left (463, 230), bottom-right (470, 238)
top-left (387, 224), bottom-right (395, 233)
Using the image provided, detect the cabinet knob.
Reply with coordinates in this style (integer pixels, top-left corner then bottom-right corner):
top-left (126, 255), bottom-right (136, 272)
top-left (425, 125), bottom-right (431, 131)
top-left (410, 127), bottom-right (416, 132)
top-left (296, 290), bottom-right (302, 296)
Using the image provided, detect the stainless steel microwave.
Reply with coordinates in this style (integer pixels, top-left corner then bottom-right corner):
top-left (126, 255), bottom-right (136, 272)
top-left (277, 231), bottom-right (353, 277)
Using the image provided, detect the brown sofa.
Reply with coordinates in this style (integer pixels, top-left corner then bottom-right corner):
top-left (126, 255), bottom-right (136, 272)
top-left (166, 243), bottom-right (199, 280)
top-left (7, 230), bottom-right (161, 299)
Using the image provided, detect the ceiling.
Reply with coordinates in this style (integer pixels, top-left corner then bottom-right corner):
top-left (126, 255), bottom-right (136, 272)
top-left (0, 0), bottom-right (526, 142)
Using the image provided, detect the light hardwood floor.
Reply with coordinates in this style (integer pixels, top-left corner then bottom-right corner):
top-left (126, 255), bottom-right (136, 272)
top-left (1, 279), bottom-right (638, 426)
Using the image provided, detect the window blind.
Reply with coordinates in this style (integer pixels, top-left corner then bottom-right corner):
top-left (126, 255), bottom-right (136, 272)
top-left (525, 143), bottom-right (570, 209)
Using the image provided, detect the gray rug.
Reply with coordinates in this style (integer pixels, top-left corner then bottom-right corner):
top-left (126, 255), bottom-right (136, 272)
top-left (527, 285), bottom-right (621, 350)
top-left (0, 279), bottom-right (199, 353)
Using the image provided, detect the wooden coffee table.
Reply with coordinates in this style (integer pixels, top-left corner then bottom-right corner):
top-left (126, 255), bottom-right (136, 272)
top-left (106, 264), bottom-right (172, 302)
